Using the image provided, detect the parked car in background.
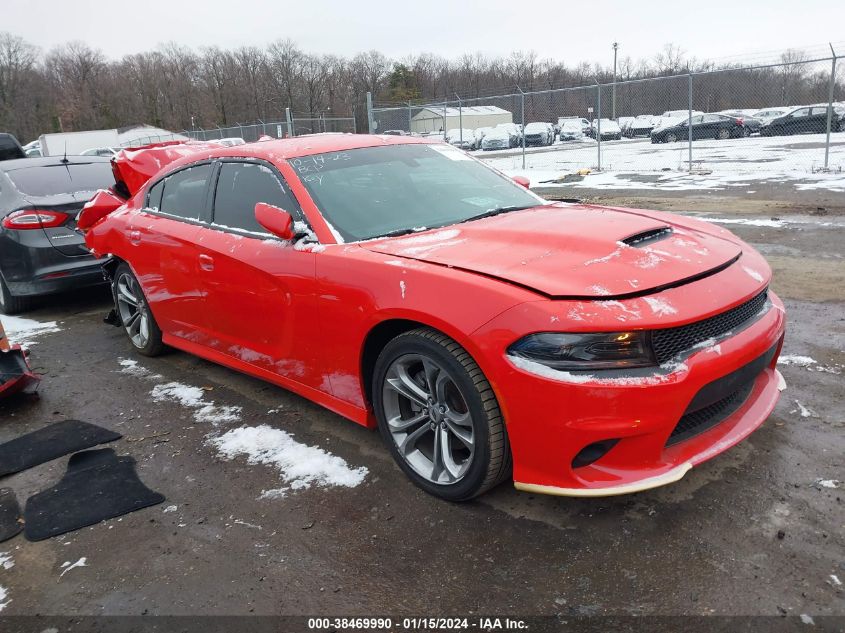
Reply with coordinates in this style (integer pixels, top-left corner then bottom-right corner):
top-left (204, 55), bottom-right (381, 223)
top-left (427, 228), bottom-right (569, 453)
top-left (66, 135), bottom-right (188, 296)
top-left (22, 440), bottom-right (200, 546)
top-left (383, 130), bottom-right (408, 136)
top-left (622, 115), bottom-right (658, 138)
top-left (0, 156), bottom-right (114, 313)
top-left (0, 134), bottom-right (25, 162)
top-left (217, 137), bottom-right (246, 147)
top-left (719, 111), bottom-right (763, 135)
top-left (558, 120), bottom-right (585, 141)
top-left (473, 127), bottom-right (492, 148)
top-left (494, 123), bottom-right (521, 147)
top-left (81, 146), bottom-right (120, 157)
top-left (558, 117), bottom-right (590, 136)
top-left (82, 135), bottom-right (785, 501)
top-left (481, 128), bottom-right (511, 150)
top-left (760, 106), bottom-right (842, 136)
top-left (651, 113), bottom-right (745, 143)
top-left (446, 129), bottom-right (477, 150)
top-left (753, 108), bottom-right (789, 123)
top-left (22, 140), bottom-right (42, 157)
top-left (589, 119), bottom-right (622, 140)
top-left (523, 122), bottom-right (554, 146)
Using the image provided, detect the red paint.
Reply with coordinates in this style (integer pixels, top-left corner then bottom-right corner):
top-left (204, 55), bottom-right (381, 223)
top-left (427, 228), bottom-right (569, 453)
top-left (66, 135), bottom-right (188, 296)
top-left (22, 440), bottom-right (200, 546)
top-left (84, 135), bottom-right (786, 495)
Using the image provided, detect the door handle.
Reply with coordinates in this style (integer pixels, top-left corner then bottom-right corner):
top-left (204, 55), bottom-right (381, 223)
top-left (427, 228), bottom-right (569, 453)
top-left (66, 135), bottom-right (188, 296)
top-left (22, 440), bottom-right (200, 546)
top-left (198, 254), bottom-right (214, 271)
top-left (129, 230), bottom-right (141, 245)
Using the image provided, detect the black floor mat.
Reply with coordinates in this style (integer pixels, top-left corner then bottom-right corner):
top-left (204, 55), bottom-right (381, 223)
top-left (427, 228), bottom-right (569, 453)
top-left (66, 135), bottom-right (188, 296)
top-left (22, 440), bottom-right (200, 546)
top-left (24, 448), bottom-right (164, 541)
top-left (0, 419), bottom-right (121, 477)
top-left (0, 487), bottom-right (22, 542)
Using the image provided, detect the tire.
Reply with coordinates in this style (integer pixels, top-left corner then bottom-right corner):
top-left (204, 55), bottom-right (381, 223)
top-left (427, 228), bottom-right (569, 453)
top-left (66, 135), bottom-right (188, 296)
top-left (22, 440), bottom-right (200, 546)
top-left (372, 328), bottom-right (511, 501)
top-left (666, 133), bottom-right (678, 143)
top-left (0, 270), bottom-right (33, 315)
top-left (112, 263), bottom-right (164, 356)
top-left (716, 128), bottom-right (730, 140)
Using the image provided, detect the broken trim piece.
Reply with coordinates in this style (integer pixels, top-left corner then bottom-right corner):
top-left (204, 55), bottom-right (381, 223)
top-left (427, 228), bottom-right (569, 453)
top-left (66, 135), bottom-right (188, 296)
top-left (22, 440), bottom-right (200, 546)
top-left (514, 462), bottom-right (692, 497)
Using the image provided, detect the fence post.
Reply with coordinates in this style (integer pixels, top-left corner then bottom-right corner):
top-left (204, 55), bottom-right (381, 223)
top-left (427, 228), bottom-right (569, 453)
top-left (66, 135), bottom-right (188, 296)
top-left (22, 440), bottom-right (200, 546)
top-left (688, 73), bottom-right (693, 172)
top-left (824, 45), bottom-right (838, 170)
top-left (366, 92), bottom-right (375, 134)
top-left (519, 87), bottom-right (526, 169)
top-left (408, 101), bottom-right (412, 135)
top-left (596, 82), bottom-right (602, 171)
top-left (285, 107), bottom-right (294, 137)
top-left (442, 102), bottom-right (447, 138)
top-left (456, 94), bottom-right (463, 146)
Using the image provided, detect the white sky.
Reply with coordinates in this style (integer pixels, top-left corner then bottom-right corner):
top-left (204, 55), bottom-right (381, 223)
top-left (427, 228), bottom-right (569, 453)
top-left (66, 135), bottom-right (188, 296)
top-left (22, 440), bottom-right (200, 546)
top-left (4, 0), bottom-right (843, 66)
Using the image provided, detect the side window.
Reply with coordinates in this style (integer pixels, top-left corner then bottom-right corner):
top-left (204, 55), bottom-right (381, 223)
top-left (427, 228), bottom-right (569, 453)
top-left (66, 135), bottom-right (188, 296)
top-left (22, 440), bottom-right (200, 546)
top-left (147, 180), bottom-right (163, 210)
top-left (811, 106), bottom-right (829, 116)
top-left (212, 162), bottom-right (299, 234)
top-left (159, 163), bottom-right (212, 220)
top-left (792, 108), bottom-right (810, 118)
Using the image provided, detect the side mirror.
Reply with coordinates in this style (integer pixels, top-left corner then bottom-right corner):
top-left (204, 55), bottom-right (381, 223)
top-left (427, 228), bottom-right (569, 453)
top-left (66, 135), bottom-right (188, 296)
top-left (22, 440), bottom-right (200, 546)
top-left (255, 202), bottom-right (294, 240)
top-left (77, 189), bottom-right (125, 230)
top-left (512, 175), bottom-right (530, 189)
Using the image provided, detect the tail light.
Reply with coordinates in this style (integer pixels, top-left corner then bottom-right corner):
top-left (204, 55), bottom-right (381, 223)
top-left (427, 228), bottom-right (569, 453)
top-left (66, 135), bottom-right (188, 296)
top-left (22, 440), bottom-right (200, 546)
top-left (736, 118), bottom-right (744, 125)
top-left (2, 210), bottom-right (69, 230)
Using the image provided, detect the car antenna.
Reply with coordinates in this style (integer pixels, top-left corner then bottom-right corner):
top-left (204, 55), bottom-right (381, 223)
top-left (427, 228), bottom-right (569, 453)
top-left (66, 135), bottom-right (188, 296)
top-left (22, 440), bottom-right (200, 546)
top-left (61, 141), bottom-right (69, 164)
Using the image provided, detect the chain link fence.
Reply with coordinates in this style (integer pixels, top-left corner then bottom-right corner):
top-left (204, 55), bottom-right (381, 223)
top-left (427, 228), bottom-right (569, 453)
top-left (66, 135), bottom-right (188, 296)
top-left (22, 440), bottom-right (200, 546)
top-left (369, 53), bottom-right (844, 190)
top-left (178, 114), bottom-right (356, 144)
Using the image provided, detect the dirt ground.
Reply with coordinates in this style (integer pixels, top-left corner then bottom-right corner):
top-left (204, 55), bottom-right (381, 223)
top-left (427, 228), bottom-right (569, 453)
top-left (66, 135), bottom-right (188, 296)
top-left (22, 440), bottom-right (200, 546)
top-left (0, 189), bottom-right (842, 622)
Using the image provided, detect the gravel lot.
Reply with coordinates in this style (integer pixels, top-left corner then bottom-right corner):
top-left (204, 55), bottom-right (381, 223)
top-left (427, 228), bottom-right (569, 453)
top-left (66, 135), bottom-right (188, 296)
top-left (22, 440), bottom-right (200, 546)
top-left (0, 190), bottom-right (842, 620)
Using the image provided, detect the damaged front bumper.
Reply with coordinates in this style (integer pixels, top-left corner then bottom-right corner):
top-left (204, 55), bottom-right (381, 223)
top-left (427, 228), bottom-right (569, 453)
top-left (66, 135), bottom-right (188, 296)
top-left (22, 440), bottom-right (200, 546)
top-left (0, 319), bottom-right (40, 398)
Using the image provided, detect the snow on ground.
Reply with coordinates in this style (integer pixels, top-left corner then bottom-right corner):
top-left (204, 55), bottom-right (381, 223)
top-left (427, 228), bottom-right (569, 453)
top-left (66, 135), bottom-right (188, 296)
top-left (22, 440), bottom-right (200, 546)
top-left (209, 425), bottom-right (368, 496)
top-left (2, 315), bottom-right (61, 347)
top-left (0, 585), bottom-right (8, 612)
top-left (482, 132), bottom-right (845, 192)
top-left (0, 553), bottom-right (12, 570)
top-left (59, 557), bottom-right (87, 577)
top-left (151, 382), bottom-right (242, 425)
top-left (120, 359), bottom-right (368, 498)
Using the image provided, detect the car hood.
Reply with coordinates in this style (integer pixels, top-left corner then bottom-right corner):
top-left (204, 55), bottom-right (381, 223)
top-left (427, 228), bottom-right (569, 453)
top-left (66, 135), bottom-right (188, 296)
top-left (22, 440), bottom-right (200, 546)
top-left (362, 205), bottom-right (743, 298)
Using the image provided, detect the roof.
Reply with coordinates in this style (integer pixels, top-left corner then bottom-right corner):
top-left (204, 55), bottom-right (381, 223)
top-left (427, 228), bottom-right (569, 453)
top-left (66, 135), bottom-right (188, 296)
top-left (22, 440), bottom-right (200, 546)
top-left (414, 105), bottom-right (511, 118)
top-left (0, 155), bottom-right (111, 172)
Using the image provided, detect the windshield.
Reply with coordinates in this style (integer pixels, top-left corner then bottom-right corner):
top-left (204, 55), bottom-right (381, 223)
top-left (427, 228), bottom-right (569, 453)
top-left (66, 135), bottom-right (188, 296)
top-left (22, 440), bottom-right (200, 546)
top-left (292, 144), bottom-right (543, 242)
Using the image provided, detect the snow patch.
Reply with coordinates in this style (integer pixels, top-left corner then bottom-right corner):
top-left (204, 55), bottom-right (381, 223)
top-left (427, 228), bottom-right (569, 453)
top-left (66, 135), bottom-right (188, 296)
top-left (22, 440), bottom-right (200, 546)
top-left (588, 284), bottom-right (611, 296)
top-left (777, 355), bottom-right (817, 367)
top-left (162, 505), bottom-right (178, 513)
top-left (151, 382), bottom-right (242, 425)
top-left (793, 400), bottom-right (817, 418)
top-left (643, 297), bottom-right (677, 316)
top-left (0, 585), bottom-right (8, 612)
top-left (2, 315), bottom-right (61, 347)
top-left (742, 266), bottom-right (764, 283)
top-left (209, 425), bottom-right (368, 493)
top-left (59, 557), bottom-right (87, 577)
top-left (399, 280), bottom-right (406, 299)
top-left (816, 479), bottom-right (841, 489)
top-left (0, 553), bottom-right (13, 570)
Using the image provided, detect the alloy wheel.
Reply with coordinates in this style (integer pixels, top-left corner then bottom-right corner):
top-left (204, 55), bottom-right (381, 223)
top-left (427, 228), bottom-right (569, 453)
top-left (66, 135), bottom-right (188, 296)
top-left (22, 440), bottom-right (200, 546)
top-left (381, 353), bottom-right (475, 485)
top-left (115, 272), bottom-right (150, 349)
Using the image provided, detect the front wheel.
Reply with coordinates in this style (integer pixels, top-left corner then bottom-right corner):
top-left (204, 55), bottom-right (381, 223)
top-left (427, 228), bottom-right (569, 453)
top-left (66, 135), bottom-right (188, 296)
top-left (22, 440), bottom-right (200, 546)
top-left (373, 328), bottom-right (511, 501)
top-left (112, 263), bottom-right (164, 356)
top-left (666, 133), bottom-right (678, 143)
top-left (717, 128), bottom-right (731, 140)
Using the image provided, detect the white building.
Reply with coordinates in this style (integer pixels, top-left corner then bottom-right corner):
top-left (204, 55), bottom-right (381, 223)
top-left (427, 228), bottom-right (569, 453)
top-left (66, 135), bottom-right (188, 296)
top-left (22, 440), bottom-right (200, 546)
top-left (410, 105), bottom-right (512, 134)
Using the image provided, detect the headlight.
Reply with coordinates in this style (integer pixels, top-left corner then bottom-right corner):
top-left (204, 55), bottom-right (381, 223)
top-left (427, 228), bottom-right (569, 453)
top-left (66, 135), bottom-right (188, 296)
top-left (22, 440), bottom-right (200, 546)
top-left (508, 331), bottom-right (655, 370)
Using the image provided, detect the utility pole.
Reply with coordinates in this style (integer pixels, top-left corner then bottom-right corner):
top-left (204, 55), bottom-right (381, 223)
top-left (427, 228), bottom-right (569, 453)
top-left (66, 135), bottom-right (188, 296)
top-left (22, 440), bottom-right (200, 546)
top-left (612, 42), bottom-right (619, 120)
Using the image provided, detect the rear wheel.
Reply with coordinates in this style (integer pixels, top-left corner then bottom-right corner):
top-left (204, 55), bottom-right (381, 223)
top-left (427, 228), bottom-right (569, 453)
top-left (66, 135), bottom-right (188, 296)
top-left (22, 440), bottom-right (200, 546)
top-left (0, 271), bottom-right (33, 315)
top-left (666, 133), bottom-right (678, 143)
top-left (373, 328), bottom-right (511, 501)
top-left (112, 263), bottom-right (164, 356)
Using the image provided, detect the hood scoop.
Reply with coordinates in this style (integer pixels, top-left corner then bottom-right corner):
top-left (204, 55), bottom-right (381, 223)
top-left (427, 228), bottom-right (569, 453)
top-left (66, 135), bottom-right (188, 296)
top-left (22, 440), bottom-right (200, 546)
top-left (620, 226), bottom-right (673, 247)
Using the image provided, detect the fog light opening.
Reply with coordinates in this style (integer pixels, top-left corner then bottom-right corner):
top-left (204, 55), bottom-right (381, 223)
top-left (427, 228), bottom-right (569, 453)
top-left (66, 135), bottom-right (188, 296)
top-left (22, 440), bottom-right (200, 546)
top-left (572, 439), bottom-right (620, 469)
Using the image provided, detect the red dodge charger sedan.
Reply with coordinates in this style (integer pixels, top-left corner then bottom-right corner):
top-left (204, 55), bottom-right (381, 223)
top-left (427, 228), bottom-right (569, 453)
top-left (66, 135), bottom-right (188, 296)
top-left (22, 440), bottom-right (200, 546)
top-left (81, 134), bottom-right (786, 501)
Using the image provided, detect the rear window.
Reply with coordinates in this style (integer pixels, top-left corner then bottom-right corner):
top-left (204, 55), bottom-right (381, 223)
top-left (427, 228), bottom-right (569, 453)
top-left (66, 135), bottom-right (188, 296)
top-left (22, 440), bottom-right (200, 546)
top-left (7, 162), bottom-right (114, 196)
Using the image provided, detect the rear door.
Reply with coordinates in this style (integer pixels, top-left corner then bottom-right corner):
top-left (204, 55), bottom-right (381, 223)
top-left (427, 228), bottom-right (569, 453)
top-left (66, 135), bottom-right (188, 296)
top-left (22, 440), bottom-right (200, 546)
top-left (192, 159), bottom-right (320, 386)
top-left (127, 163), bottom-right (213, 338)
top-left (786, 108), bottom-right (811, 134)
top-left (810, 106), bottom-right (831, 133)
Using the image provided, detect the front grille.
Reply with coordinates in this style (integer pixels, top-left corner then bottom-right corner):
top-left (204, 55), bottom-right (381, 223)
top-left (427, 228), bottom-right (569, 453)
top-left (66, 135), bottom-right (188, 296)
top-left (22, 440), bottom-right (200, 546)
top-left (666, 380), bottom-right (754, 446)
top-left (652, 289), bottom-right (769, 364)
